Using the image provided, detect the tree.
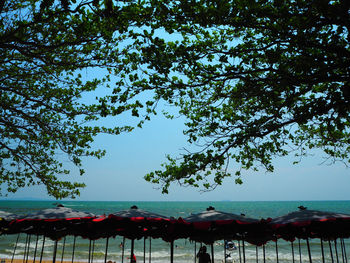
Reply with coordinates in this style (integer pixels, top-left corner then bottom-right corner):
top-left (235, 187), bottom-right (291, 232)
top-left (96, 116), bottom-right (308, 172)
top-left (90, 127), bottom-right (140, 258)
top-left (108, 0), bottom-right (350, 193)
top-left (2, 0), bottom-right (349, 198)
top-left (0, 0), bottom-right (148, 198)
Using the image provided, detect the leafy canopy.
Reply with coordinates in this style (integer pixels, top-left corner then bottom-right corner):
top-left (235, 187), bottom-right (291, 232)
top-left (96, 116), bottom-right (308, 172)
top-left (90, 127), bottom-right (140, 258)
top-left (108, 0), bottom-right (350, 193)
top-left (1, 0), bottom-right (349, 197)
top-left (0, 0), bottom-right (148, 198)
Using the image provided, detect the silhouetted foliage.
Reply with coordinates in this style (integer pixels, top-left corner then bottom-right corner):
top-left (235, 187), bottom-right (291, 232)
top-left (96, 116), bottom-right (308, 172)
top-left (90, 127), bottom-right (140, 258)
top-left (107, 0), bottom-right (350, 193)
top-left (0, 0), bottom-right (142, 198)
top-left (1, 0), bottom-right (349, 197)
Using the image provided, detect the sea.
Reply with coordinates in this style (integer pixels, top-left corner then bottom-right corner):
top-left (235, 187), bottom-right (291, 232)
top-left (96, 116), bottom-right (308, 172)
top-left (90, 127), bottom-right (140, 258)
top-left (1, 200), bottom-right (350, 263)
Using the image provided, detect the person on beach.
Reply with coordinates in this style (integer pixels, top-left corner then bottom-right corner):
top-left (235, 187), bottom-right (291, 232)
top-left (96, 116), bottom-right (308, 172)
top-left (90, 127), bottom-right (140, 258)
top-left (127, 254), bottom-right (137, 263)
top-left (197, 246), bottom-right (211, 263)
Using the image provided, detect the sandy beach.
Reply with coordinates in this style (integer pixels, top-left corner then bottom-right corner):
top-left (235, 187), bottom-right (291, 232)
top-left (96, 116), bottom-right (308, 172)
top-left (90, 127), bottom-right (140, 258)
top-left (1, 259), bottom-right (87, 263)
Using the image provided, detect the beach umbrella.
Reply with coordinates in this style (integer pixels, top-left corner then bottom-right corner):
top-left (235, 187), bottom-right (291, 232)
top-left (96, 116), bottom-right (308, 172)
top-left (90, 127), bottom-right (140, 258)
top-left (270, 208), bottom-right (350, 240)
top-left (184, 206), bottom-right (259, 263)
top-left (183, 206), bottom-right (259, 243)
top-left (1, 212), bottom-right (35, 263)
top-left (108, 205), bottom-right (170, 263)
top-left (107, 206), bottom-right (170, 239)
top-left (11, 205), bottom-right (96, 263)
top-left (271, 208), bottom-right (350, 263)
top-left (11, 206), bottom-right (95, 237)
top-left (22, 206), bottom-right (95, 220)
top-left (0, 210), bottom-right (19, 234)
top-left (0, 210), bottom-right (22, 263)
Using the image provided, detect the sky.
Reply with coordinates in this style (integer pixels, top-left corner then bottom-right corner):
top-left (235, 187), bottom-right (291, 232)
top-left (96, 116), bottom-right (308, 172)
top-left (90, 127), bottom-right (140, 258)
top-left (3, 100), bottom-right (350, 202)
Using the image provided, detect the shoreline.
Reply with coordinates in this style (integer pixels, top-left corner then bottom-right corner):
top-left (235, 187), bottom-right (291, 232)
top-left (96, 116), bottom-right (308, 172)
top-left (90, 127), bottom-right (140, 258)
top-left (0, 260), bottom-right (86, 263)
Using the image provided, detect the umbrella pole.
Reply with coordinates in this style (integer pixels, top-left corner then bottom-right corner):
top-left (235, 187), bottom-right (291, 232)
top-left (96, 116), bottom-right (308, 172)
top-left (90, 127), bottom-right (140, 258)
top-left (71, 236), bottom-right (76, 263)
top-left (26, 234), bottom-right (32, 263)
top-left (238, 240), bottom-right (242, 263)
top-left (39, 236), bottom-right (45, 263)
top-left (88, 240), bottom-right (92, 263)
top-left (224, 240), bottom-right (227, 263)
top-left (194, 242), bottom-right (196, 263)
top-left (344, 239), bottom-right (348, 263)
top-left (131, 239), bottom-right (135, 263)
top-left (298, 239), bottom-right (302, 263)
top-left (23, 234), bottom-right (29, 263)
top-left (11, 233), bottom-right (20, 263)
top-left (242, 238), bottom-right (246, 263)
top-left (306, 238), bottom-right (312, 263)
top-left (291, 241), bottom-right (295, 263)
top-left (92, 240), bottom-right (95, 263)
top-left (61, 237), bottom-right (66, 263)
top-left (143, 237), bottom-right (146, 263)
top-left (104, 237), bottom-right (109, 263)
top-left (335, 240), bottom-right (340, 263)
top-left (149, 237), bottom-right (151, 263)
top-left (329, 240), bottom-right (335, 263)
top-left (256, 246), bottom-right (258, 263)
top-left (320, 239), bottom-right (325, 263)
top-left (275, 239), bottom-right (279, 263)
top-left (23, 234), bottom-right (28, 263)
top-left (33, 235), bottom-right (39, 263)
top-left (121, 237), bottom-right (125, 263)
top-left (341, 239), bottom-right (345, 263)
top-left (170, 240), bottom-right (174, 263)
top-left (52, 240), bottom-right (58, 263)
top-left (263, 244), bottom-right (266, 263)
top-left (11, 233), bottom-right (21, 263)
top-left (342, 239), bottom-right (347, 263)
top-left (211, 243), bottom-right (214, 263)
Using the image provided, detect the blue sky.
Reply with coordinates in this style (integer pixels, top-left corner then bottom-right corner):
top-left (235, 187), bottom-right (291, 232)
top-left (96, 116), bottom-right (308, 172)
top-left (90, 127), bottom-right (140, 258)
top-left (4, 101), bottom-right (350, 201)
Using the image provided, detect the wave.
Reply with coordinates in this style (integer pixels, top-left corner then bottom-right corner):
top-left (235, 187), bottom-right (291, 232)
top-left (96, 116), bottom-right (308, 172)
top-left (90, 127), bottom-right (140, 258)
top-left (2, 239), bottom-right (348, 263)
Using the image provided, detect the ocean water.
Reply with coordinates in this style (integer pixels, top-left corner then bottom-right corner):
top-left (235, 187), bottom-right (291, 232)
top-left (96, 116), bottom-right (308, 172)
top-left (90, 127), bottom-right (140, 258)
top-left (0, 200), bottom-right (350, 263)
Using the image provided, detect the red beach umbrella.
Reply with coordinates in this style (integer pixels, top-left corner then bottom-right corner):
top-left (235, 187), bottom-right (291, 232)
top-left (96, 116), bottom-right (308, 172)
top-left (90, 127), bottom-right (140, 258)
top-left (22, 206), bottom-right (95, 219)
top-left (107, 205), bottom-right (170, 239)
top-left (270, 208), bottom-right (350, 240)
top-left (0, 210), bottom-right (18, 234)
top-left (10, 205), bottom-right (96, 263)
top-left (107, 205), bottom-right (170, 263)
top-left (1, 211), bottom-right (21, 263)
top-left (109, 205), bottom-right (169, 220)
top-left (11, 205), bottom-right (96, 238)
top-left (183, 206), bottom-right (259, 243)
top-left (184, 206), bottom-right (260, 263)
top-left (270, 208), bottom-right (350, 263)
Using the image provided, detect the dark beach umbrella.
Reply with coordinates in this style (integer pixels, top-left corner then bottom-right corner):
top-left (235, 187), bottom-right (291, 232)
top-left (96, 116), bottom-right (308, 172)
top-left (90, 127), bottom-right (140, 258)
top-left (17, 206), bottom-right (96, 237)
top-left (183, 206), bottom-right (259, 243)
top-left (12, 206), bottom-right (95, 263)
top-left (108, 206), bottom-right (170, 263)
top-left (110, 206), bottom-right (166, 218)
top-left (271, 208), bottom-right (350, 263)
top-left (184, 207), bottom-right (259, 263)
top-left (0, 210), bottom-right (19, 234)
top-left (22, 206), bottom-right (95, 220)
top-left (107, 205), bottom-right (170, 240)
top-left (0, 211), bottom-right (21, 263)
top-left (270, 209), bottom-right (350, 240)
